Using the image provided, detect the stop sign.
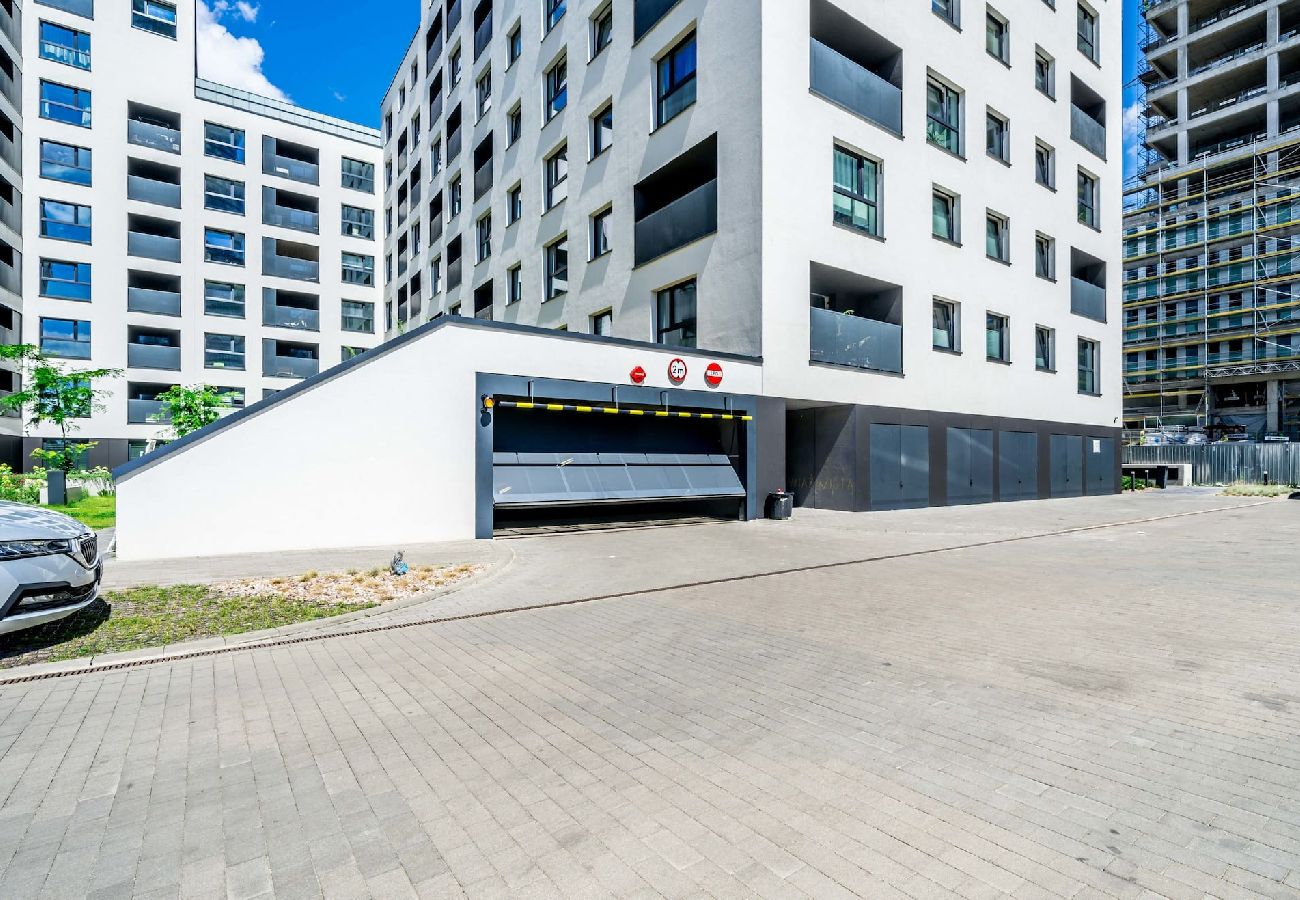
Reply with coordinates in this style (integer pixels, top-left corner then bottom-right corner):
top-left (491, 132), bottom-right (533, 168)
top-left (667, 358), bottom-right (688, 384)
top-left (704, 362), bottom-right (723, 387)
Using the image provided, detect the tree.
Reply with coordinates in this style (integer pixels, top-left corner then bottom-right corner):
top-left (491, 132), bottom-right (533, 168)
top-left (0, 345), bottom-right (121, 473)
top-left (156, 384), bottom-right (231, 439)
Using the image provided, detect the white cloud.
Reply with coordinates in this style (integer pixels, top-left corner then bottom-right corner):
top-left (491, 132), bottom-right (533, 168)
top-left (196, 1), bottom-right (288, 101)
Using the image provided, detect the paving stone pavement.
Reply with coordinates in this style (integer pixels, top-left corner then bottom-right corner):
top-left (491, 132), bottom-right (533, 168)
top-left (1, 493), bottom-right (1298, 898)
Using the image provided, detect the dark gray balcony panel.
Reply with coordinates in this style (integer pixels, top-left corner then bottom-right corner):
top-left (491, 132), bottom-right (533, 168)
top-left (430, 94), bottom-right (444, 125)
top-left (262, 139), bottom-right (320, 185)
top-left (263, 352), bottom-right (319, 379)
top-left (128, 399), bottom-right (170, 425)
top-left (0, 124), bottom-right (21, 174)
top-left (430, 216), bottom-right (444, 243)
top-left (427, 32), bottom-right (444, 71)
top-left (1071, 105), bottom-right (1106, 159)
top-left (634, 179), bottom-right (717, 266)
top-left (634, 0), bottom-right (679, 40)
top-left (1071, 278), bottom-right (1107, 323)
top-left (128, 175), bottom-right (181, 209)
top-left (809, 306), bottom-right (903, 374)
top-left (263, 204), bottom-right (320, 234)
top-left (127, 286), bottom-right (181, 317)
top-left (263, 252), bottom-right (319, 282)
top-left (474, 162), bottom-right (492, 200)
top-left (474, 13), bottom-right (492, 60)
top-left (127, 232), bottom-right (182, 262)
top-left (128, 343), bottom-right (181, 371)
top-left (0, 258), bottom-right (18, 296)
top-left (0, 65), bottom-right (20, 109)
top-left (810, 39), bottom-right (902, 135)
top-left (128, 119), bottom-right (181, 154)
top-left (263, 302), bottom-right (320, 331)
top-left (0, 192), bottom-right (20, 235)
top-left (448, 257), bottom-right (463, 290)
top-left (0, 2), bottom-right (19, 48)
top-left (448, 127), bottom-right (462, 162)
top-left (447, 0), bottom-right (462, 33)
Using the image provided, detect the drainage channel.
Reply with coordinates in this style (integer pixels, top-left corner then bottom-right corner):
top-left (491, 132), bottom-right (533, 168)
top-left (0, 501), bottom-right (1272, 685)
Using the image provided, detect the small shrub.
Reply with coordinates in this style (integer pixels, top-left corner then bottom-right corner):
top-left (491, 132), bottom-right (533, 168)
top-left (0, 465), bottom-right (40, 504)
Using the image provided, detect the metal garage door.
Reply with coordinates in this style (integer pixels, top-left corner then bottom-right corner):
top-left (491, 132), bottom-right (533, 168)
top-left (998, 431), bottom-right (1039, 501)
top-left (1050, 434), bottom-right (1084, 498)
top-left (869, 424), bottom-right (929, 511)
top-left (946, 428), bottom-right (993, 505)
top-left (1085, 437), bottom-right (1116, 495)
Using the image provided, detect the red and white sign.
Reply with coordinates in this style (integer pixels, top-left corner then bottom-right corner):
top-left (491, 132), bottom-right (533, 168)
top-left (704, 362), bottom-right (724, 388)
top-left (667, 357), bottom-right (688, 385)
top-left (629, 365), bottom-right (647, 384)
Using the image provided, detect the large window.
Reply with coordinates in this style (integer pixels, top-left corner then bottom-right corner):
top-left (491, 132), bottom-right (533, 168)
top-left (40, 80), bottom-right (92, 128)
top-left (341, 300), bottom-right (375, 333)
top-left (1035, 141), bottom-right (1055, 188)
top-left (204, 228), bottom-right (245, 266)
top-left (204, 280), bottom-right (245, 318)
top-left (40, 317), bottom-right (91, 359)
top-left (132, 0), bottom-right (178, 39)
top-left (40, 140), bottom-right (92, 185)
top-left (342, 252), bottom-right (375, 286)
top-left (933, 0), bottom-right (959, 26)
top-left (1077, 4), bottom-right (1098, 62)
top-left (1078, 169), bottom-right (1099, 229)
top-left (656, 281), bottom-right (697, 348)
top-left (1035, 48), bottom-right (1055, 98)
top-left (476, 213), bottom-right (492, 262)
top-left (590, 208), bottom-right (611, 258)
top-left (591, 103), bottom-right (613, 158)
top-left (544, 236), bottom-right (568, 299)
top-left (1036, 326), bottom-right (1056, 372)
top-left (40, 199), bottom-right (92, 243)
top-left (544, 143), bottom-right (568, 209)
top-left (507, 183), bottom-right (523, 223)
top-left (591, 4), bottom-right (613, 59)
top-left (508, 264), bottom-right (522, 304)
top-left (591, 309), bottom-right (612, 336)
top-left (39, 21), bottom-right (91, 70)
top-left (342, 205), bottom-right (375, 239)
top-left (833, 146), bottom-right (879, 236)
top-left (341, 157), bottom-right (375, 192)
top-left (933, 299), bottom-right (959, 352)
top-left (986, 313), bottom-right (1009, 362)
top-left (986, 10), bottom-right (1008, 63)
top-left (204, 122), bottom-right (245, 163)
top-left (40, 259), bottom-right (91, 302)
top-left (932, 188), bottom-right (958, 243)
top-left (1035, 233), bottom-right (1055, 280)
top-left (985, 111), bottom-right (1009, 163)
top-left (546, 0), bottom-right (566, 32)
top-left (204, 333), bottom-right (245, 370)
top-left (986, 210), bottom-right (1009, 262)
top-left (657, 33), bottom-right (697, 126)
top-left (545, 55), bottom-right (568, 122)
top-left (1078, 338), bottom-right (1099, 393)
top-left (926, 78), bottom-right (961, 155)
top-left (203, 175), bottom-right (245, 214)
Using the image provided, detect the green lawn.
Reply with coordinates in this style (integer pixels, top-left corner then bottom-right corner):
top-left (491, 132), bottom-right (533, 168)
top-left (0, 584), bottom-right (377, 669)
top-left (45, 494), bottom-right (116, 530)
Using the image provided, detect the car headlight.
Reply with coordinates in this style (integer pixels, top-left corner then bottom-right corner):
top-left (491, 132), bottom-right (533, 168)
top-left (0, 539), bottom-right (75, 561)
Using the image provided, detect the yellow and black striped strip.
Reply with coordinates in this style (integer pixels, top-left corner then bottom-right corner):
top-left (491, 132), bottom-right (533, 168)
top-left (492, 399), bottom-right (752, 421)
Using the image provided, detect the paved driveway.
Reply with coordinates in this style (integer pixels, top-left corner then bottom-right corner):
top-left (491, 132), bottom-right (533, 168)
top-left (1, 493), bottom-right (1298, 898)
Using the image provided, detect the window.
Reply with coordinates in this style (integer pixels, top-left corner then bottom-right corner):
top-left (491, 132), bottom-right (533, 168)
top-left (1078, 338), bottom-right (1099, 393)
top-left (986, 10), bottom-right (1008, 64)
top-left (1077, 4), bottom-right (1098, 62)
top-left (204, 334), bottom-right (245, 370)
top-left (342, 252), bottom-right (375, 286)
top-left (591, 309), bottom-right (612, 336)
top-left (590, 208), bottom-right (611, 258)
top-left (40, 259), bottom-right (91, 302)
top-left (1035, 141), bottom-right (1055, 188)
top-left (40, 80), bottom-right (92, 128)
top-left (449, 47), bottom-right (462, 86)
top-left (657, 33), bottom-right (697, 127)
top-left (1034, 48), bottom-right (1055, 98)
top-left (449, 175), bottom-right (462, 216)
top-left (342, 157), bottom-right (375, 192)
top-left (40, 140), bottom-right (92, 186)
top-left (132, 0), bottom-right (178, 39)
top-left (1035, 233), bottom-right (1055, 280)
top-left (591, 103), bottom-right (613, 158)
top-left (656, 281), bottom-right (697, 348)
top-left (1036, 326), bottom-right (1056, 371)
top-left (341, 300), bottom-right (375, 333)
top-left (986, 210), bottom-right (1009, 262)
top-left (507, 263), bottom-right (522, 304)
top-left (204, 122), bottom-right (245, 163)
top-left (985, 110), bottom-right (1009, 163)
top-left (430, 141), bottom-right (443, 175)
top-left (476, 68), bottom-right (492, 119)
top-left (932, 188), bottom-right (958, 242)
top-left (203, 175), bottom-right (245, 214)
top-left (591, 4), bottom-right (613, 59)
top-left (933, 299), bottom-right (959, 352)
top-left (204, 280), bottom-right (245, 318)
top-left (546, 0), bottom-right (566, 32)
top-left (507, 183), bottom-right (523, 224)
top-left (833, 146), bottom-right (880, 236)
top-left (986, 313), bottom-right (1009, 362)
top-left (342, 205), bottom-right (375, 239)
top-left (40, 199), bottom-right (91, 243)
top-left (1078, 169), bottom-right (1099, 229)
top-left (544, 144), bottom-right (568, 209)
top-left (507, 104), bottom-right (523, 145)
top-left (342, 346), bottom-right (365, 361)
top-left (508, 23), bottom-right (523, 65)
top-left (39, 22), bottom-right (91, 70)
top-left (204, 228), bottom-right (245, 265)
top-left (431, 257), bottom-right (443, 292)
top-left (476, 213), bottom-right (492, 262)
top-left (40, 317), bottom-right (91, 359)
top-left (545, 55), bottom-right (568, 121)
top-left (545, 237), bottom-right (568, 299)
top-left (925, 78), bottom-right (961, 155)
top-left (933, 0), bottom-right (959, 26)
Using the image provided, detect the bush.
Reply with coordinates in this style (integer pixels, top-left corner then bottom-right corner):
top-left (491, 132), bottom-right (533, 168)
top-left (70, 466), bottom-right (115, 496)
top-left (1122, 475), bottom-right (1150, 491)
top-left (0, 465), bottom-right (42, 504)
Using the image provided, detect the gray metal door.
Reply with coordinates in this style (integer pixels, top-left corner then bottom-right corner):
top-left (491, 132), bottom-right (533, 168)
top-left (998, 431), bottom-right (1038, 501)
top-left (1050, 434), bottom-right (1083, 497)
top-left (1085, 437), bottom-right (1116, 495)
top-left (870, 424), bottom-right (930, 510)
top-left (947, 428), bottom-right (993, 505)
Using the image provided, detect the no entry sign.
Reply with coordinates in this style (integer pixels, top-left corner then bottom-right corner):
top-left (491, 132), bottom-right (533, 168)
top-left (629, 365), bottom-right (646, 384)
top-left (704, 362), bottom-right (724, 388)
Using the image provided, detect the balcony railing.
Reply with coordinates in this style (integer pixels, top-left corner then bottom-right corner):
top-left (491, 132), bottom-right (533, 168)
top-left (430, 94), bottom-right (444, 125)
top-left (128, 399), bottom-right (170, 425)
top-left (128, 119), bottom-right (181, 154)
top-left (127, 175), bottom-right (181, 209)
top-left (264, 152), bottom-right (319, 185)
top-left (264, 353), bottom-right (319, 379)
top-left (447, 0), bottom-right (462, 33)
top-left (263, 204), bottom-right (320, 234)
top-left (0, 64), bottom-right (19, 109)
top-left (634, 179), bottom-right (718, 266)
top-left (0, 189), bottom-right (19, 234)
top-left (0, 257), bottom-right (18, 296)
top-left (0, 1), bottom-right (19, 49)
top-left (128, 343), bottom-right (182, 371)
top-left (127, 286), bottom-right (181, 317)
top-left (448, 257), bottom-right (463, 290)
top-left (427, 32), bottom-right (444, 71)
top-left (127, 232), bottom-right (182, 262)
top-left (474, 161), bottom-right (492, 200)
top-left (1070, 105), bottom-right (1106, 159)
top-left (448, 127), bottom-right (462, 162)
top-left (809, 306), bottom-right (903, 374)
top-left (1071, 278), bottom-right (1108, 323)
top-left (34, 0), bottom-right (92, 19)
top-left (474, 13), bottom-right (492, 61)
top-left (0, 123), bottom-right (18, 173)
top-left (263, 251), bottom-right (320, 282)
top-left (809, 38), bottom-right (903, 135)
top-left (430, 216), bottom-right (444, 244)
top-left (263, 301), bottom-right (320, 331)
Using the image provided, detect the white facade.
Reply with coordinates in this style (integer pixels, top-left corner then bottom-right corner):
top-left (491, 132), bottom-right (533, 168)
top-left (16, 0), bottom-right (383, 468)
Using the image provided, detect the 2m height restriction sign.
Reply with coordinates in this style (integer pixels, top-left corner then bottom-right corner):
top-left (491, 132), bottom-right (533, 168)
top-left (667, 358), bottom-right (688, 384)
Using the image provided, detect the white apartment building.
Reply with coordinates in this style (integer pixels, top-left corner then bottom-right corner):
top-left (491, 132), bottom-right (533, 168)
top-left (0, 1), bottom-right (23, 450)
top-left (8, 0), bottom-right (383, 469)
top-left (114, 0), bottom-right (1124, 559)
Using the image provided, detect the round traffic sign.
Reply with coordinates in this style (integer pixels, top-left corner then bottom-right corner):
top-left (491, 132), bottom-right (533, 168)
top-left (629, 365), bottom-right (647, 384)
top-left (667, 357), bottom-right (688, 384)
top-left (704, 362), bottom-right (724, 388)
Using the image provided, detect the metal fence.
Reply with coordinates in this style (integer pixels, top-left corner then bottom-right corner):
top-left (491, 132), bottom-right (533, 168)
top-left (1124, 444), bottom-right (1300, 485)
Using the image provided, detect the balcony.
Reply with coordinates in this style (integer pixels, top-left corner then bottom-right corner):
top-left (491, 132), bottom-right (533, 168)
top-left (128, 119), bottom-right (181, 154)
top-left (447, 0), bottom-right (462, 33)
top-left (0, 123), bottom-right (18, 173)
top-left (0, 254), bottom-right (18, 296)
top-left (0, 188), bottom-right (18, 234)
top-left (634, 179), bottom-right (718, 266)
top-left (809, 305), bottom-right (903, 374)
top-left (0, 63), bottom-right (19, 109)
top-left (809, 38), bottom-right (902, 135)
top-left (263, 202), bottom-right (319, 234)
top-left (474, 161), bottom-right (492, 201)
top-left (263, 250), bottom-right (319, 282)
top-left (127, 399), bottom-right (170, 425)
top-left (127, 174), bottom-right (181, 209)
top-left (263, 300), bottom-right (320, 331)
top-left (128, 343), bottom-right (181, 371)
top-left (127, 231), bottom-right (181, 263)
top-left (430, 94), bottom-right (444, 125)
top-left (474, 12), bottom-right (493, 61)
top-left (263, 139), bottom-right (320, 185)
top-left (127, 286), bottom-right (182, 317)
top-left (1071, 277), bottom-right (1107, 323)
top-left (1071, 104), bottom-right (1106, 159)
top-left (448, 257), bottom-right (463, 290)
top-left (427, 31), bottom-right (444, 71)
top-left (448, 127), bottom-right (462, 162)
top-left (263, 349), bottom-right (319, 379)
top-left (430, 215), bottom-right (444, 244)
top-left (0, 1), bottom-right (18, 49)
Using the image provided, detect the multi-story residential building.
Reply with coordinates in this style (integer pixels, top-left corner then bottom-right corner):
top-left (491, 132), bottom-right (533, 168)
top-left (0, 0), bottom-right (23, 455)
top-left (114, 0), bottom-right (1123, 559)
top-left (6, 0), bottom-right (382, 469)
top-left (1124, 0), bottom-right (1300, 439)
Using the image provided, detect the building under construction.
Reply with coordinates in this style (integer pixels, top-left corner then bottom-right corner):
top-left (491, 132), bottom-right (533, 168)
top-left (1124, 0), bottom-right (1300, 441)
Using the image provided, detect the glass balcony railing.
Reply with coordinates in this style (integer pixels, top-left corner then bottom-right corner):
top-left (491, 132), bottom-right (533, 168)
top-left (448, 257), bottom-right (463, 290)
top-left (427, 32), bottom-right (444, 71)
top-left (127, 175), bottom-right (181, 209)
top-left (264, 152), bottom-right (319, 185)
top-left (263, 252), bottom-right (319, 282)
top-left (0, 64), bottom-right (19, 108)
top-left (809, 39), bottom-right (903, 135)
top-left (447, 0), bottom-right (462, 33)
top-left (0, 124), bottom-right (19, 173)
top-left (127, 286), bottom-right (181, 316)
top-left (1070, 105), bottom-right (1106, 159)
top-left (474, 161), bottom-right (492, 200)
top-left (264, 353), bottom-right (319, 379)
top-left (0, 1), bottom-right (19, 48)
top-left (263, 302), bottom-right (320, 331)
top-left (263, 204), bottom-right (320, 234)
top-left (127, 343), bottom-right (181, 371)
top-left (474, 13), bottom-right (492, 60)
top-left (127, 231), bottom-right (181, 262)
top-left (809, 306), bottom-right (903, 374)
top-left (0, 258), bottom-right (19, 296)
top-left (127, 399), bottom-right (170, 425)
top-left (128, 119), bottom-right (181, 154)
top-left (0, 190), bottom-right (20, 234)
top-left (448, 127), bottom-right (462, 162)
top-left (634, 179), bottom-right (718, 266)
top-left (1071, 278), bottom-right (1108, 323)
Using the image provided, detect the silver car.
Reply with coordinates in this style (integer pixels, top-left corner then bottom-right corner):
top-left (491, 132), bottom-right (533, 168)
top-left (0, 501), bottom-right (102, 636)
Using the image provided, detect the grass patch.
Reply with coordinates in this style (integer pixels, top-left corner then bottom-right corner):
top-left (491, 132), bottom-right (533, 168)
top-left (1221, 483), bottom-right (1296, 498)
top-left (45, 494), bottom-right (116, 530)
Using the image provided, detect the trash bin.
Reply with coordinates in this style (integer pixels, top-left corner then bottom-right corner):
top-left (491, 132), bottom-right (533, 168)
top-left (766, 491), bottom-right (793, 520)
top-left (1155, 466), bottom-right (1167, 489)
